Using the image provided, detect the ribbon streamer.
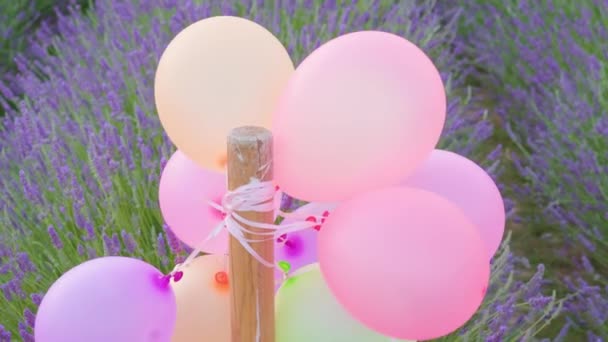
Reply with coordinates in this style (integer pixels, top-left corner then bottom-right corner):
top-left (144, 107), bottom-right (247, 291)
top-left (170, 179), bottom-right (324, 275)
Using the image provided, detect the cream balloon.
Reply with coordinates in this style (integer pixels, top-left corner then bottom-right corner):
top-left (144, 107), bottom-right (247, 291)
top-left (155, 16), bottom-right (294, 171)
top-left (170, 255), bottom-right (230, 341)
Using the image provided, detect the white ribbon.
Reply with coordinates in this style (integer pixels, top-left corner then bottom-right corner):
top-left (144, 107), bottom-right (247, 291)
top-left (171, 178), bottom-right (324, 274)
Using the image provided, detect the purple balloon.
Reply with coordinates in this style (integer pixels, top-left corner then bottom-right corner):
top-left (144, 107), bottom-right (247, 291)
top-left (275, 229), bottom-right (318, 273)
top-left (35, 257), bottom-right (177, 342)
top-left (402, 149), bottom-right (505, 258)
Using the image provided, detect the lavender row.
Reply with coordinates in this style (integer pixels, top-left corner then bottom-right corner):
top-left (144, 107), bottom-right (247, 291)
top-left (457, 0), bottom-right (608, 339)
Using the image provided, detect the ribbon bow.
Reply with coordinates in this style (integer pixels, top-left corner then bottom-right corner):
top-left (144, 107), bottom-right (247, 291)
top-left (170, 179), bottom-right (325, 276)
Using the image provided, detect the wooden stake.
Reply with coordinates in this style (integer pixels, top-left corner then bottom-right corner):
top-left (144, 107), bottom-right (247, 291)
top-left (227, 126), bottom-right (275, 342)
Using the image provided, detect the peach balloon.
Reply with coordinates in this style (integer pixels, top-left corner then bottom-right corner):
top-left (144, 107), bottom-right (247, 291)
top-left (155, 16), bottom-right (294, 171)
top-left (170, 255), bottom-right (230, 342)
top-left (272, 31), bottom-right (446, 202)
top-left (318, 187), bottom-right (489, 340)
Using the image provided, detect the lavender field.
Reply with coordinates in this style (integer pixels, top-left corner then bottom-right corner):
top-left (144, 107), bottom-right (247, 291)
top-left (0, 0), bottom-right (606, 341)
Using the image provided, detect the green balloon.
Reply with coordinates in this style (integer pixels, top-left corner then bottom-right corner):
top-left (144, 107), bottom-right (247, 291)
top-left (275, 263), bottom-right (411, 342)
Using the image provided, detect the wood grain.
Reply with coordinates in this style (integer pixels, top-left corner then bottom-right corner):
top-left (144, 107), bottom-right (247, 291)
top-left (227, 126), bottom-right (275, 342)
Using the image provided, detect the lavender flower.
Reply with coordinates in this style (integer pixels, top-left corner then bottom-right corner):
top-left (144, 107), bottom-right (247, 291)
top-left (23, 308), bottom-right (35, 328)
top-left (162, 224), bottom-right (182, 255)
top-left (47, 225), bottom-right (63, 250)
top-left (120, 230), bottom-right (138, 254)
top-left (1, 282), bottom-right (12, 301)
top-left (554, 321), bottom-right (571, 342)
top-left (30, 293), bottom-right (43, 306)
top-left (16, 253), bottom-right (35, 274)
top-left (102, 232), bottom-right (118, 256)
top-left (17, 321), bottom-right (33, 342)
top-left (0, 324), bottom-right (11, 342)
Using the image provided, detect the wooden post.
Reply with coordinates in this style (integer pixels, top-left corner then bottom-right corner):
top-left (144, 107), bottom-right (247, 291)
top-left (227, 126), bottom-right (275, 342)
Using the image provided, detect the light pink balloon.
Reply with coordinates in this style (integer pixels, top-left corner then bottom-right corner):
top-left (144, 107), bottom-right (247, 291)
top-left (274, 202), bottom-right (338, 289)
top-left (272, 31), bottom-right (446, 202)
top-left (402, 149), bottom-right (505, 258)
top-left (318, 187), bottom-right (489, 340)
top-left (159, 150), bottom-right (228, 254)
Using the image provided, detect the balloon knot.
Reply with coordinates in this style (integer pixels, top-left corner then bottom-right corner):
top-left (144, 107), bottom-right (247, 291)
top-left (277, 234), bottom-right (288, 243)
top-left (278, 261), bottom-right (291, 275)
top-left (161, 269), bottom-right (184, 285)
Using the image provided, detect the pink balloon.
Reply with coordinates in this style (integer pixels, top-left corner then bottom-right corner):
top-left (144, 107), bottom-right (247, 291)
top-left (402, 149), bottom-right (505, 258)
top-left (318, 187), bottom-right (489, 340)
top-left (159, 150), bottom-right (228, 254)
top-left (35, 257), bottom-right (176, 342)
top-left (273, 31), bottom-right (446, 202)
top-left (274, 202), bottom-right (338, 288)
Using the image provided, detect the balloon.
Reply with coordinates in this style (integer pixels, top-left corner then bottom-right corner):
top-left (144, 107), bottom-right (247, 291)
top-left (272, 31), bottom-right (445, 202)
top-left (276, 264), bottom-right (412, 342)
top-left (155, 16), bottom-right (294, 171)
top-left (171, 255), bottom-right (230, 341)
top-left (402, 149), bottom-right (505, 258)
top-left (274, 202), bottom-right (338, 288)
top-left (274, 189), bottom-right (283, 215)
top-left (35, 257), bottom-right (176, 342)
top-left (318, 187), bottom-right (489, 340)
top-left (159, 150), bottom-right (228, 254)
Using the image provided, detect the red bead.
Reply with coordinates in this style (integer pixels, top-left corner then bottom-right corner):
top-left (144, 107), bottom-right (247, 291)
top-left (215, 271), bottom-right (229, 285)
